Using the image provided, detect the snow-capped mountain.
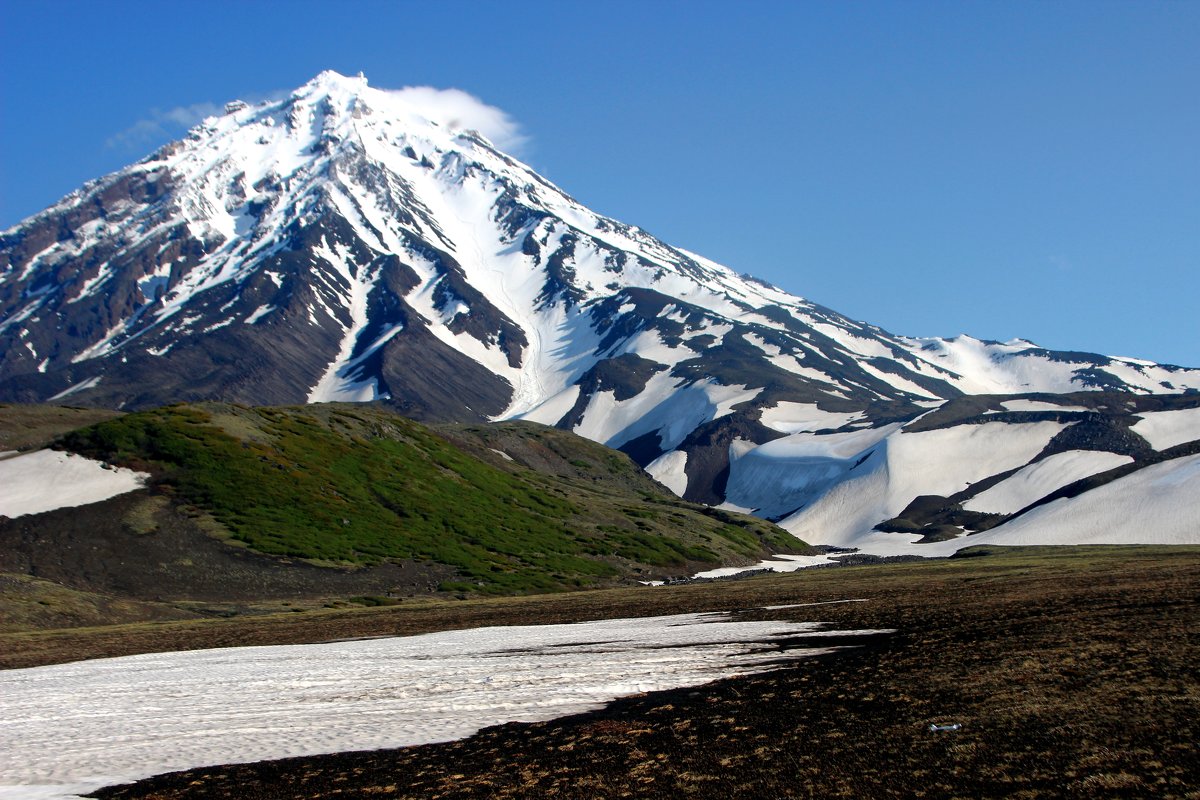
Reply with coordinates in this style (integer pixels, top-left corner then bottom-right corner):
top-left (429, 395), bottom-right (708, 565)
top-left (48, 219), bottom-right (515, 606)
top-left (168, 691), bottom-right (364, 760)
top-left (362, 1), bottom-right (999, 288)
top-left (3, 71), bottom-right (1199, 551)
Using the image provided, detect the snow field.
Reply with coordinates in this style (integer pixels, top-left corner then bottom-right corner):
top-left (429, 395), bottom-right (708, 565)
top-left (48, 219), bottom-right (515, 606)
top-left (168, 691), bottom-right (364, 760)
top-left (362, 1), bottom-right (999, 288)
top-left (722, 425), bottom-right (899, 520)
top-left (899, 336), bottom-right (1083, 395)
top-left (966, 452), bottom-right (1200, 546)
top-left (749, 451), bottom-right (1200, 560)
top-left (0, 611), bottom-right (886, 800)
top-left (757, 401), bottom-right (864, 434)
top-left (775, 421), bottom-right (1066, 547)
top-left (962, 450), bottom-right (1134, 514)
top-left (1131, 406), bottom-right (1200, 450)
top-left (0, 450), bottom-right (148, 518)
top-left (898, 335), bottom-right (1200, 395)
top-left (573, 373), bottom-right (760, 451)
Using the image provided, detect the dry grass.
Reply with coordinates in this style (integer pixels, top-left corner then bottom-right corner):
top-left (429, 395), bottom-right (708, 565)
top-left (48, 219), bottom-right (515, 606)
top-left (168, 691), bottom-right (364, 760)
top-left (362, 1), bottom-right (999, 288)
top-left (0, 403), bottom-right (121, 452)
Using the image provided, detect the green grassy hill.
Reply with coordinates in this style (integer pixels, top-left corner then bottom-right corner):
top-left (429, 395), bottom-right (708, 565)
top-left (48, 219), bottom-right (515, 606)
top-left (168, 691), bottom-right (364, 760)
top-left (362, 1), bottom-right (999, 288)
top-left (53, 403), bottom-right (805, 595)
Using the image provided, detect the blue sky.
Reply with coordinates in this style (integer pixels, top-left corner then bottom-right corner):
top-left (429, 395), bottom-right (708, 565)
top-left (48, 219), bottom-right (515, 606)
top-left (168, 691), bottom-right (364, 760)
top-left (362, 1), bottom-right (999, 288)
top-left (3, 0), bottom-right (1197, 367)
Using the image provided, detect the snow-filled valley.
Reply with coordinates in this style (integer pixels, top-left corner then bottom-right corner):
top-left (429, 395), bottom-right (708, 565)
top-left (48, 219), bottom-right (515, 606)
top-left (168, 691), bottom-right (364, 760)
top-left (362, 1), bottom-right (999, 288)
top-left (0, 610), bottom-right (886, 800)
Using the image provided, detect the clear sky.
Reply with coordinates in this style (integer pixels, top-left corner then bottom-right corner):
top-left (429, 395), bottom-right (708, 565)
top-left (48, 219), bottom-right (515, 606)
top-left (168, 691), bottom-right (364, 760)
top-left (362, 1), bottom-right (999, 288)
top-left (3, 0), bottom-right (1197, 367)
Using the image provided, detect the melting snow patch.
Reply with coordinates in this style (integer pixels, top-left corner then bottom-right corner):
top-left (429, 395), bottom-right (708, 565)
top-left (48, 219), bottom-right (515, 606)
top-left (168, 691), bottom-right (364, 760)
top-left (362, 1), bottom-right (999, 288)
top-left (645, 450), bottom-right (688, 496)
top-left (963, 450), bottom-right (1133, 514)
top-left (1000, 399), bottom-right (1090, 413)
top-left (774, 421), bottom-right (1067, 548)
top-left (692, 554), bottom-right (837, 579)
top-left (514, 385), bottom-right (582, 426)
top-left (0, 611), bottom-right (883, 800)
top-left (969, 453), bottom-right (1200, 546)
top-left (1131, 407), bottom-right (1200, 451)
top-left (759, 402), bottom-right (864, 434)
top-left (0, 450), bottom-right (148, 518)
top-left (575, 375), bottom-right (759, 452)
top-left (203, 317), bottom-right (236, 333)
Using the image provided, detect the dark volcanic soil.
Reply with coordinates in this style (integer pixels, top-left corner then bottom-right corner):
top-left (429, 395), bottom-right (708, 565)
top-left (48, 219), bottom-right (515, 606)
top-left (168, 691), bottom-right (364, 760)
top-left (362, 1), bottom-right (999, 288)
top-left (80, 547), bottom-right (1199, 799)
top-left (0, 491), bottom-right (455, 604)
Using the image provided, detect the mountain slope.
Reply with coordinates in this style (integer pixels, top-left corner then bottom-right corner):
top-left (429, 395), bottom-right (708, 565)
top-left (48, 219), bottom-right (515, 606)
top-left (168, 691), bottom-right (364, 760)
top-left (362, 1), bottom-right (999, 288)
top-left (725, 391), bottom-right (1200, 555)
top-left (0, 403), bottom-right (804, 608)
top-left (2, 71), bottom-right (1199, 528)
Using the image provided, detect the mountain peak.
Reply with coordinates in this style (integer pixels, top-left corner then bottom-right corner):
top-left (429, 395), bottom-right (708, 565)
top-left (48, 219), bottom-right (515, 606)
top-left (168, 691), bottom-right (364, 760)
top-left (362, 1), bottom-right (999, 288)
top-left (3, 72), bottom-right (1199, 577)
top-left (2, 71), bottom-right (1198, 452)
top-left (305, 69), bottom-right (368, 89)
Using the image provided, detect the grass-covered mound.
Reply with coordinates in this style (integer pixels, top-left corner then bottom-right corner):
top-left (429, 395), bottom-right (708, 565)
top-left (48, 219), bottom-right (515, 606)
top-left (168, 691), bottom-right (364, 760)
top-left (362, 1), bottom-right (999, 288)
top-left (57, 403), bottom-right (803, 594)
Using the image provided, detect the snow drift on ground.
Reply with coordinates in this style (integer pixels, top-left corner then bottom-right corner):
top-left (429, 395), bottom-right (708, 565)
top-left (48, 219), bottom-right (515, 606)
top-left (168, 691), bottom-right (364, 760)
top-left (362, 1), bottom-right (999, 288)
top-left (962, 450), bottom-right (1134, 515)
top-left (0, 450), bottom-right (147, 518)
top-left (964, 452), bottom-right (1200, 546)
top-left (773, 452), bottom-right (1200, 563)
top-left (729, 421), bottom-right (1065, 535)
top-left (692, 553), bottom-right (838, 578)
top-left (0, 610), bottom-right (885, 800)
top-left (1131, 407), bottom-right (1200, 450)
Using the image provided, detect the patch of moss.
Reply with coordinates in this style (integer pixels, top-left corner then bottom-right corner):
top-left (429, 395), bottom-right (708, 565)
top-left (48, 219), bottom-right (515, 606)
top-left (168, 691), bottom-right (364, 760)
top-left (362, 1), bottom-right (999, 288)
top-left (58, 404), bottom-right (807, 594)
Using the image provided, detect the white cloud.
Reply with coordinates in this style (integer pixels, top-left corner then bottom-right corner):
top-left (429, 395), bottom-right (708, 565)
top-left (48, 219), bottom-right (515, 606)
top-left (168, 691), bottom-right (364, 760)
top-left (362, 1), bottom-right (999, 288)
top-left (106, 102), bottom-right (221, 149)
top-left (106, 81), bottom-right (527, 156)
top-left (386, 86), bottom-right (528, 153)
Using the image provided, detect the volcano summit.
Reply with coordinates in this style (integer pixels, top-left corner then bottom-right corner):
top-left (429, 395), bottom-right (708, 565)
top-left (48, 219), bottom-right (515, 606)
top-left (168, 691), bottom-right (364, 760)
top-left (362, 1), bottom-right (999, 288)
top-left (3, 71), bottom-right (1198, 552)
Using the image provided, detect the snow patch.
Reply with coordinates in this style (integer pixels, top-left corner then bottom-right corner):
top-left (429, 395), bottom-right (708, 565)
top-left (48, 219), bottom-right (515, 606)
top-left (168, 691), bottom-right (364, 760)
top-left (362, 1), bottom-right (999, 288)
top-left (515, 385), bottom-right (582, 426)
top-left (574, 374), bottom-right (760, 452)
top-left (969, 453), bottom-right (1200, 546)
top-left (645, 450), bottom-right (688, 496)
top-left (759, 402), bottom-right (864, 434)
top-left (1131, 407), bottom-right (1200, 451)
top-left (692, 554), bottom-right (837, 579)
top-left (724, 424), bottom-right (902, 520)
top-left (0, 450), bottom-right (147, 518)
top-left (306, 238), bottom-right (384, 403)
top-left (0, 610), bottom-right (883, 800)
top-left (775, 421), bottom-right (1067, 547)
top-left (1000, 399), bottom-right (1090, 413)
top-left (963, 450), bottom-right (1134, 514)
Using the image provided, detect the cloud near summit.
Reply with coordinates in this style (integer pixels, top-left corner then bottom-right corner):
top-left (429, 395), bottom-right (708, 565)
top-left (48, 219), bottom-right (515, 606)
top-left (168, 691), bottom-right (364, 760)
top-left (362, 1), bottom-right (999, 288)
top-left (107, 102), bottom-right (222, 149)
top-left (110, 83), bottom-right (527, 156)
top-left (385, 86), bottom-right (528, 153)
